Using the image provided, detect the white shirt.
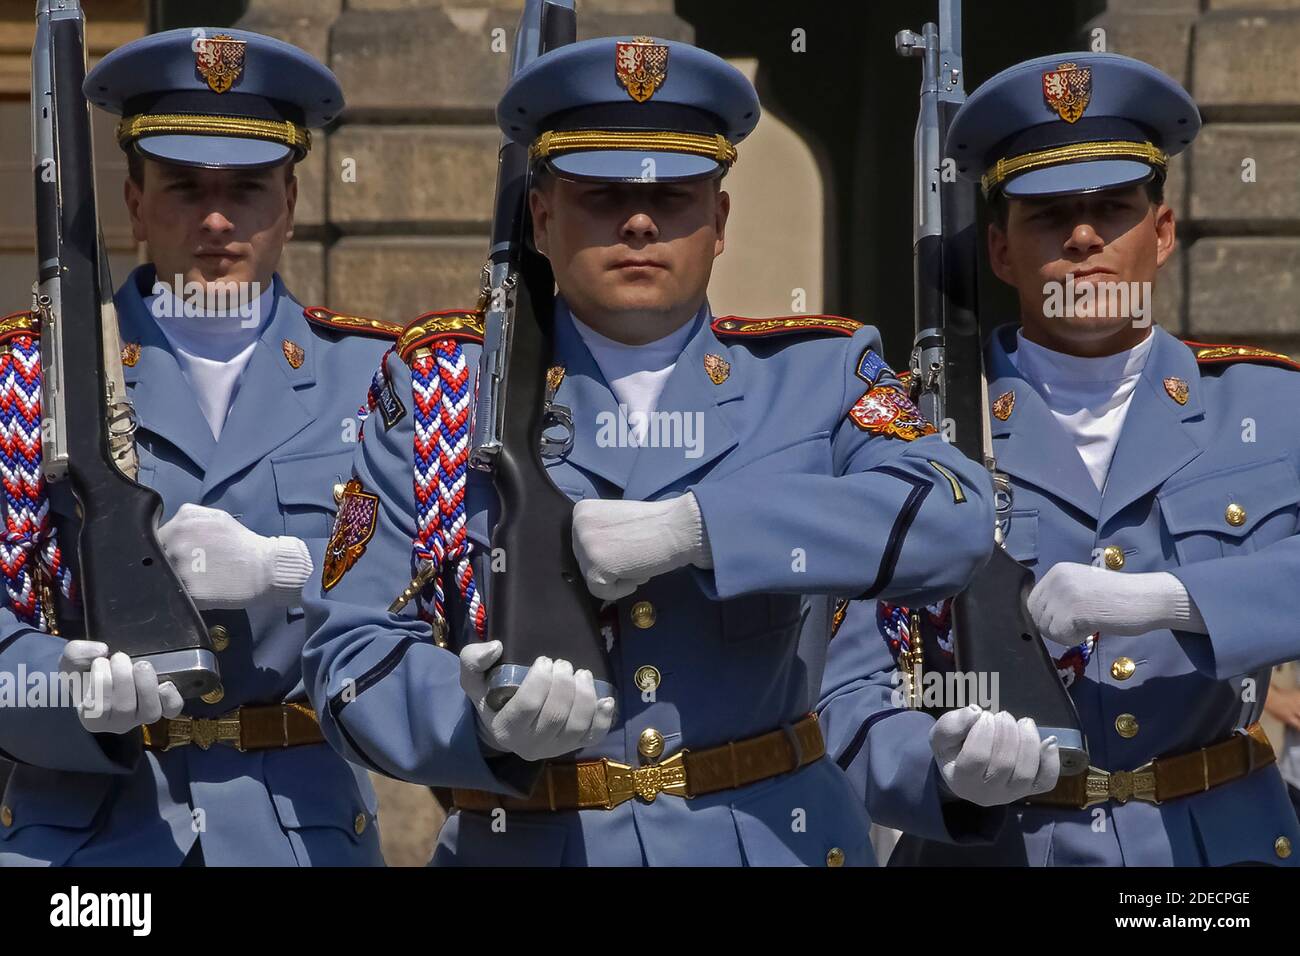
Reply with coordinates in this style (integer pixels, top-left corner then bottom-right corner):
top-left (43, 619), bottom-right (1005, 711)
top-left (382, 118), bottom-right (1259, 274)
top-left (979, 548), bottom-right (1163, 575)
top-left (1009, 329), bottom-right (1155, 491)
top-left (572, 313), bottom-right (698, 446)
top-left (145, 285), bottom-right (275, 440)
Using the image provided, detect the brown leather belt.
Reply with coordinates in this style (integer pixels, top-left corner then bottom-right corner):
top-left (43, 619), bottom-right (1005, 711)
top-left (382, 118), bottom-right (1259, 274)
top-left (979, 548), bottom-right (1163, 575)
top-left (1027, 723), bottom-right (1276, 810)
top-left (141, 702), bottom-right (324, 752)
top-left (454, 714), bottom-right (826, 812)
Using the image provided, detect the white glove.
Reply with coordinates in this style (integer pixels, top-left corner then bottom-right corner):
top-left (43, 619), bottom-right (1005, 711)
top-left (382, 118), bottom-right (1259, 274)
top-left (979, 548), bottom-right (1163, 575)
top-left (1027, 562), bottom-right (1207, 646)
top-left (459, 641), bottom-right (616, 762)
top-left (59, 641), bottom-right (183, 735)
top-left (156, 503), bottom-right (314, 610)
top-left (571, 493), bottom-right (711, 601)
top-left (931, 706), bottom-right (1060, 807)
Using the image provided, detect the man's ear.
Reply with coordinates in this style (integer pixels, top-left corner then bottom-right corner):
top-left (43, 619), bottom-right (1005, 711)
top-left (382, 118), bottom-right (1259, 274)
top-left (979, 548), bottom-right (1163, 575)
top-left (987, 219), bottom-right (1013, 286)
top-left (124, 174), bottom-right (147, 244)
top-left (1153, 200), bottom-right (1176, 268)
top-left (528, 186), bottom-right (550, 258)
top-left (284, 173), bottom-right (298, 242)
top-left (714, 189), bottom-right (730, 259)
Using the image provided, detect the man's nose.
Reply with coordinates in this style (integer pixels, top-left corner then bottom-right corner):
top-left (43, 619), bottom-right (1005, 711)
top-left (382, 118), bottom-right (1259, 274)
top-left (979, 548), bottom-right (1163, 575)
top-left (200, 208), bottom-right (235, 233)
top-left (1064, 221), bottom-right (1104, 255)
top-left (621, 211), bottom-right (658, 240)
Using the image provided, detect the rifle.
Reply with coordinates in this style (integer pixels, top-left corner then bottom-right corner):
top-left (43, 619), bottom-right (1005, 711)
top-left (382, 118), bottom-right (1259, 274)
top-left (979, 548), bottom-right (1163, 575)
top-left (31, 1), bottom-right (218, 698)
top-left (896, 0), bottom-right (1087, 773)
top-left (470, 0), bottom-right (615, 709)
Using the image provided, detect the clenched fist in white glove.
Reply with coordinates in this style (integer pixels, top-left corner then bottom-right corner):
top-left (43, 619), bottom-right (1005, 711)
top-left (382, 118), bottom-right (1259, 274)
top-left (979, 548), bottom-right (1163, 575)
top-left (1027, 562), bottom-right (1207, 647)
top-left (459, 641), bottom-right (616, 762)
top-left (931, 706), bottom-right (1060, 807)
top-left (156, 503), bottom-right (314, 610)
top-left (59, 641), bottom-right (183, 735)
top-left (572, 493), bottom-right (712, 601)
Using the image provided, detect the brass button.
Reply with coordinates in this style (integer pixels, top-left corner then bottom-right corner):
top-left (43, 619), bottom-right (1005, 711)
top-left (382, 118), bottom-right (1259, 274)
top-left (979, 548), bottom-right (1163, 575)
top-left (1276, 836), bottom-right (1293, 859)
top-left (1110, 657), bottom-right (1136, 681)
top-left (200, 684), bottom-right (225, 705)
top-left (333, 482), bottom-right (347, 504)
top-left (638, 728), bottom-right (665, 760)
top-left (1225, 503), bottom-right (1246, 527)
top-left (0, 805), bottom-right (11, 828)
top-left (825, 847), bottom-right (845, 867)
top-left (354, 813), bottom-right (367, 836)
top-left (1103, 545), bottom-right (1126, 570)
top-left (209, 625), bottom-right (229, 653)
top-left (634, 665), bottom-right (661, 694)
top-left (1115, 713), bottom-right (1139, 738)
top-left (630, 601), bottom-right (656, 629)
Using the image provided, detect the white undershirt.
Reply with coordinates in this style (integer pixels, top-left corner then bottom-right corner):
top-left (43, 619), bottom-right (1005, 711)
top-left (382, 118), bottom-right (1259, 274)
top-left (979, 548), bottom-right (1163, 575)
top-left (145, 286), bottom-right (275, 439)
top-left (572, 314), bottom-right (698, 446)
top-left (1009, 329), bottom-right (1155, 491)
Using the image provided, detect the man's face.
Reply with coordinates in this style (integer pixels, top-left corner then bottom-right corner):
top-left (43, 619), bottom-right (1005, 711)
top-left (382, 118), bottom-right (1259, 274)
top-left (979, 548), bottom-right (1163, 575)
top-left (988, 183), bottom-right (1176, 354)
top-left (528, 175), bottom-right (729, 345)
top-left (124, 158), bottom-right (297, 295)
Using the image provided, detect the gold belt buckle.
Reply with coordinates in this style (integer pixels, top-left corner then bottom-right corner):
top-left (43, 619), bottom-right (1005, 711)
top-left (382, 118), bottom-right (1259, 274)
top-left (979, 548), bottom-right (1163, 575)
top-left (601, 751), bottom-right (691, 809)
top-left (162, 715), bottom-right (244, 752)
top-left (1080, 762), bottom-right (1158, 808)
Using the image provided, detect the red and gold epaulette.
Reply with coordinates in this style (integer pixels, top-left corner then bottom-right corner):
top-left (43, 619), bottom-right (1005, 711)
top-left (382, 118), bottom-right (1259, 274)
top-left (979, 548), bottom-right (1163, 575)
top-left (303, 306), bottom-right (405, 340)
top-left (1183, 339), bottom-right (1300, 374)
top-left (711, 314), bottom-right (863, 339)
top-left (0, 310), bottom-right (37, 347)
top-left (397, 309), bottom-right (486, 364)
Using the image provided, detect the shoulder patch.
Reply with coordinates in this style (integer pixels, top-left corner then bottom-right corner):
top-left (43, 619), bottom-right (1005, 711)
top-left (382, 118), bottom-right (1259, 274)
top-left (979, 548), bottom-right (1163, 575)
top-left (1183, 339), bottom-right (1300, 373)
top-left (849, 385), bottom-right (936, 441)
top-left (711, 314), bottom-right (863, 340)
top-left (303, 306), bottom-right (405, 340)
top-left (397, 309), bottom-right (486, 364)
top-left (0, 310), bottom-right (38, 346)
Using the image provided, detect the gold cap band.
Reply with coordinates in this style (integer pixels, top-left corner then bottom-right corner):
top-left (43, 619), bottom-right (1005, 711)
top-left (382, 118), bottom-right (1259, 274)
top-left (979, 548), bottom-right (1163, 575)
top-left (117, 113), bottom-right (312, 156)
top-left (981, 139), bottom-right (1168, 196)
top-left (530, 129), bottom-right (738, 167)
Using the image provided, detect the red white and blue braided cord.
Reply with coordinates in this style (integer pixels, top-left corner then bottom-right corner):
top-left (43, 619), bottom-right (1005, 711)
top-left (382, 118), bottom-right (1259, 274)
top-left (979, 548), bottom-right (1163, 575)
top-left (0, 334), bottom-right (73, 630)
top-left (364, 342), bottom-right (485, 638)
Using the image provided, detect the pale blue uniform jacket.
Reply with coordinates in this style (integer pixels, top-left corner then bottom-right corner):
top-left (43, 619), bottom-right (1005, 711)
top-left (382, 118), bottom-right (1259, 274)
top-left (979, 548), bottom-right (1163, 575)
top-left (0, 266), bottom-right (386, 866)
top-left (302, 299), bottom-right (995, 866)
top-left (880, 324), bottom-right (1300, 866)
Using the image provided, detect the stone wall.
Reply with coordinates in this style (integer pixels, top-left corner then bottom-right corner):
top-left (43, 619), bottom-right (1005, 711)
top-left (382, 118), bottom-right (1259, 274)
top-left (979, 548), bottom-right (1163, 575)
top-left (1087, 0), bottom-right (1300, 356)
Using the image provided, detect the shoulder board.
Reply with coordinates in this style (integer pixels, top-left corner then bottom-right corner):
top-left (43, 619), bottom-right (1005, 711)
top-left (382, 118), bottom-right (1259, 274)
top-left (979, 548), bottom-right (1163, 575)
top-left (711, 314), bottom-right (863, 340)
top-left (303, 306), bottom-right (405, 340)
top-left (397, 309), bottom-right (486, 363)
top-left (1183, 339), bottom-right (1300, 373)
top-left (0, 310), bottom-right (37, 346)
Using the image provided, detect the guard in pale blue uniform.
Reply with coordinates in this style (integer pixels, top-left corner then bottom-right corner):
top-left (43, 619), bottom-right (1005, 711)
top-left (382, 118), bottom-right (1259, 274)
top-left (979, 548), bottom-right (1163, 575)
top-left (302, 36), bottom-right (995, 867)
top-left (844, 52), bottom-right (1300, 866)
top-left (0, 29), bottom-right (393, 866)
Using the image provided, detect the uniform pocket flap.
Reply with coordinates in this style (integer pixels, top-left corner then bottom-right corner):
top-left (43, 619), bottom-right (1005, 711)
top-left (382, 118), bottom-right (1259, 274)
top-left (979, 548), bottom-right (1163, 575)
top-left (1158, 458), bottom-right (1300, 539)
top-left (0, 765), bottom-right (113, 836)
top-left (261, 744), bottom-right (377, 836)
top-left (271, 450), bottom-right (356, 510)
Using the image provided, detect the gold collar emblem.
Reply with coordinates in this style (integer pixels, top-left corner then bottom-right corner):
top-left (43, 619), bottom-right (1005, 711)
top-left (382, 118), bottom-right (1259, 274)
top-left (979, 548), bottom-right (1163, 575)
top-left (282, 339), bottom-right (305, 369)
top-left (1164, 376), bottom-right (1189, 405)
top-left (992, 389), bottom-right (1016, 421)
top-left (703, 353), bottom-right (730, 385)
